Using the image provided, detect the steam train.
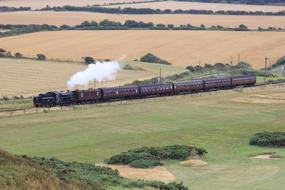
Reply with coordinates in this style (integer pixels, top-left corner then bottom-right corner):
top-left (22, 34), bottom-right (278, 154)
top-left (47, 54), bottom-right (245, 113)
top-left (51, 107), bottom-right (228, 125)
top-left (33, 75), bottom-right (256, 107)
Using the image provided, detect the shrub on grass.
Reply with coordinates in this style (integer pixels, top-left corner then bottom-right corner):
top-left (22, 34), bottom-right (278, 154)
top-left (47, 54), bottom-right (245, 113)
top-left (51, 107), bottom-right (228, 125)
top-left (140, 53), bottom-right (171, 65)
top-left (129, 159), bottom-right (161, 168)
top-left (36, 54), bottom-right (46, 60)
top-left (249, 132), bottom-right (285, 147)
top-left (272, 55), bottom-right (285, 68)
top-left (105, 145), bottom-right (207, 168)
top-left (15, 52), bottom-right (23, 58)
top-left (84, 56), bottom-right (95, 64)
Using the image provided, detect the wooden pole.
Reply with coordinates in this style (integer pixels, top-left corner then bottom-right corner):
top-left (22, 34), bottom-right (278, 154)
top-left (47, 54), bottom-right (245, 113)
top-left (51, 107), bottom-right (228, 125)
top-left (238, 54), bottom-right (240, 64)
top-left (264, 57), bottom-right (267, 82)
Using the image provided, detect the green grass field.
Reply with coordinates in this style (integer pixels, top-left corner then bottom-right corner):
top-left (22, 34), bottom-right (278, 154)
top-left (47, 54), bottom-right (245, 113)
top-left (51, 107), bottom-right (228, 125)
top-left (0, 84), bottom-right (284, 190)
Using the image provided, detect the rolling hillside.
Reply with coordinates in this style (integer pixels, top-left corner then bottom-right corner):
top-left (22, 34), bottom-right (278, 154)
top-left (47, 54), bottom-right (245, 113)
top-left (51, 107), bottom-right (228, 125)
top-left (0, 30), bottom-right (284, 69)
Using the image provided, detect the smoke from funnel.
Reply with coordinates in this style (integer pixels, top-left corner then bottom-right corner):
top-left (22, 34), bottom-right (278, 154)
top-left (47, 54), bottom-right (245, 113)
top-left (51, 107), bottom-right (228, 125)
top-left (67, 60), bottom-right (121, 89)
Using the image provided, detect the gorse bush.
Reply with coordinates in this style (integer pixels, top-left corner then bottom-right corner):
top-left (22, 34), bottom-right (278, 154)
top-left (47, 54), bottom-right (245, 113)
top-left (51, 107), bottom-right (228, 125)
top-left (105, 145), bottom-right (207, 168)
top-left (249, 132), bottom-right (285, 147)
top-left (129, 159), bottom-right (161, 168)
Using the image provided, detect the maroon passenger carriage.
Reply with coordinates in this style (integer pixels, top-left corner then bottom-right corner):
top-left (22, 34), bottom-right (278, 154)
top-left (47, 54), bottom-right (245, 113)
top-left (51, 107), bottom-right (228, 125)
top-left (34, 75), bottom-right (257, 107)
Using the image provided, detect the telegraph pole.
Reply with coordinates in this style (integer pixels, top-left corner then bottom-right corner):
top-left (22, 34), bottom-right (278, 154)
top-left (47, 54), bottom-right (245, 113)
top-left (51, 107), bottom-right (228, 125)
top-left (94, 80), bottom-right (96, 89)
top-left (264, 57), bottom-right (268, 83)
top-left (238, 54), bottom-right (240, 64)
top-left (159, 67), bottom-right (162, 83)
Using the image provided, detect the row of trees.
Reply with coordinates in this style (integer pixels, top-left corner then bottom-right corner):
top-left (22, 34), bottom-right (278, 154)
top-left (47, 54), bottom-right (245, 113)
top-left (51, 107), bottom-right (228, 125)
top-left (0, 48), bottom-right (46, 60)
top-left (175, 0), bottom-right (285, 5)
top-left (1, 20), bottom-right (284, 38)
top-left (40, 5), bottom-right (285, 16)
top-left (0, 6), bottom-right (31, 12)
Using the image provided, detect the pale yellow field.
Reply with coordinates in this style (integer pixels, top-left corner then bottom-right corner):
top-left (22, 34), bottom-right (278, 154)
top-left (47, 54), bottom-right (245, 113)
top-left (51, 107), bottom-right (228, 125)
top-left (0, 0), bottom-right (152, 9)
top-left (1, 11), bottom-right (285, 29)
top-left (0, 30), bottom-right (284, 69)
top-left (109, 1), bottom-right (285, 12)
top-left (0, 58), bottom-right (185, 96)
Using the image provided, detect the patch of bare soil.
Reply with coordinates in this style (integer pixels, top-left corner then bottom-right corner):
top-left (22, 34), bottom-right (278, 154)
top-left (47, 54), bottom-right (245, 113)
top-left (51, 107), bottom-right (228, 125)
top-left (233, 93), bottom-right (285, 104)
top-left (180, 159), bottom-right (208, 167)
top-left (98, 163), bottom-right (175, 182)
top-left (251, 153), bottom-right (281, 160)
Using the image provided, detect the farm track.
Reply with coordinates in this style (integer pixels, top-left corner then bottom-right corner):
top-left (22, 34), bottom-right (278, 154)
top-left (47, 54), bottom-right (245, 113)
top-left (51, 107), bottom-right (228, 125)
top-left (1, 81), bottom-right (284, 117)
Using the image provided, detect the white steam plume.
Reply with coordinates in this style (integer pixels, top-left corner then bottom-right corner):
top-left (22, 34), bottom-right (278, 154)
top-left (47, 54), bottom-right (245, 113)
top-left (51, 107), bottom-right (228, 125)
top-left (67, 60), bottom-right (121, 89)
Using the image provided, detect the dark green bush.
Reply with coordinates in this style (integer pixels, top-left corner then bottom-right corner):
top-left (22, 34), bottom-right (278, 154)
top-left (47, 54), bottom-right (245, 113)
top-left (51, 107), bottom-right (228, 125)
top-left (249, 132), bottom-right (285, 147)
top-left (129, 159), bottom-right (161, 168)
top-left (140, 53), bottom-right (171, 65)
top-left (36, 54), bottom-right (46, 60)
top-left (105, 145), bottom-right (207, 168)
top-left (146, 181), bottom-right (189, 190)
top-left (84, 56), bottom-right (95, 64)
top-left (272, 55), bottom-right (285, 68)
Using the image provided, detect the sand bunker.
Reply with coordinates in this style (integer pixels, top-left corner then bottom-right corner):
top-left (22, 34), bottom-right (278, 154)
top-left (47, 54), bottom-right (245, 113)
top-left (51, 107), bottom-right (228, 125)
top-left (233, 93), bottom-right (285, 104)
top-left (180, 160), bottom-right (208, 167)
top-left (98, 163), bottom-right (175, 182)
top-left (251, 153), bottom-right (281, 160)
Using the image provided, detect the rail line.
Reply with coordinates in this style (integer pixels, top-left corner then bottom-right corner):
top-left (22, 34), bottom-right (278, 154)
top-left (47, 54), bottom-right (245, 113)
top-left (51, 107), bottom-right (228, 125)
top-left (1, 80), bottom-right (285, 117)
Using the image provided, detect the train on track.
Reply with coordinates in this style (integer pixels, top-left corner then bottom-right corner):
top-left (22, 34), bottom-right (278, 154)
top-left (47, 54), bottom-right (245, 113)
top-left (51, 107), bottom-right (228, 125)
top-left (33, 75), bottom-right (256, 107)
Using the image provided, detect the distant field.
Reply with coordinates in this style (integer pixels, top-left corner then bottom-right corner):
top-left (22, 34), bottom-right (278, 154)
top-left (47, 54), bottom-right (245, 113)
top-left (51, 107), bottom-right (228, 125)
top-left (0, 58), bottom-right (185, 97)
top-left (1, 30), bottom-right (285, 69)
top-left (1, 11), bottom-right (285, 29)
top-left (108, 1), bottom-right (285, 12)
top-left (0, 0), bottom-right (152, 9)
top-left (0, 84), bottom-right (284, 190)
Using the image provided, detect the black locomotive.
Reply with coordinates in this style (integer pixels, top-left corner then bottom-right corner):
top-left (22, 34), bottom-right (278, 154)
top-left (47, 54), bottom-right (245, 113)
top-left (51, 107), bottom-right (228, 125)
top-left (33, 75), bottom-right (256, 107)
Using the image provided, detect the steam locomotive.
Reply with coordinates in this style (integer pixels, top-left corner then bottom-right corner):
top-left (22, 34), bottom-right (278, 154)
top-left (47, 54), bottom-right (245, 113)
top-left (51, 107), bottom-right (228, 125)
top-left (33, 75), bottom-right (256, 107)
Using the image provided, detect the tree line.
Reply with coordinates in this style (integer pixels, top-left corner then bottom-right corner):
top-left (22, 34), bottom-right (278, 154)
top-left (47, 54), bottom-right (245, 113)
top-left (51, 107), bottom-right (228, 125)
top-left (175, 0), bottom-right (285, 5)
top-left (1, 20), bottom-right (284, 38)
top-left (0, 6), bottom-right (31, 12)
top-left (40, 5), bottom-right (285, 16)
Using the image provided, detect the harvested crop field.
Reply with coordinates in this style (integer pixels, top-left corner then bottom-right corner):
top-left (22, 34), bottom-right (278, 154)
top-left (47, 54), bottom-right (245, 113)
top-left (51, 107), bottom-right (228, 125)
top-left (1, 11), bottom-right (285, 29)
top-left (0, 58), bottom-right (184, 97)
top-left (108, 1), bottom-right (285, 12)
top-left (1, 30), bottom-right (285, 68)
top-left (0, 0), bottom-right (152, 9)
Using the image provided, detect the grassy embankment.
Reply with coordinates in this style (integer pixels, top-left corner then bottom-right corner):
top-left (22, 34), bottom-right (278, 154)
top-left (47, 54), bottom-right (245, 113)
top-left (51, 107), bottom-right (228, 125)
top-left (0, 84), bottom-right (284, 190)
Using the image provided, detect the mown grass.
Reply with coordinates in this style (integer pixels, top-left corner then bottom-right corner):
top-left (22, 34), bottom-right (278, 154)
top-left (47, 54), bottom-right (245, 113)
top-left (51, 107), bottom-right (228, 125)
top-left (0, 85), bottom-right (284, 190)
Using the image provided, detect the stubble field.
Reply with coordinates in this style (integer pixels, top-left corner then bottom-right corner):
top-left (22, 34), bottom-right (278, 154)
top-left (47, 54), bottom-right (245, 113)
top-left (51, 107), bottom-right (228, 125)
top-left (1, 30), bottom-right (285, 69)
top-left (108, 1), bottom-right (285, 12)
top-left (0, 0), bottom-right (152, 9)
top-left (0, 58), bottom-right (185, 97)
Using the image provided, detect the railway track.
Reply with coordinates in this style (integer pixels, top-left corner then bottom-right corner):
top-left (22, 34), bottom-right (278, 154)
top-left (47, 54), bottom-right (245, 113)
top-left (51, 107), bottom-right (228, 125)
top-left (1, 80), bottom-right (285, 117)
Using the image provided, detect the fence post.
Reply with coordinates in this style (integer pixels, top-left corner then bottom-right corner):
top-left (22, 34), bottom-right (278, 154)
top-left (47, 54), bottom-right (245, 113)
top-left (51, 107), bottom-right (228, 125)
top-left (10, 111), bottom-right (12, 116)
top-left (23, 109), bottom-right (26, 115)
